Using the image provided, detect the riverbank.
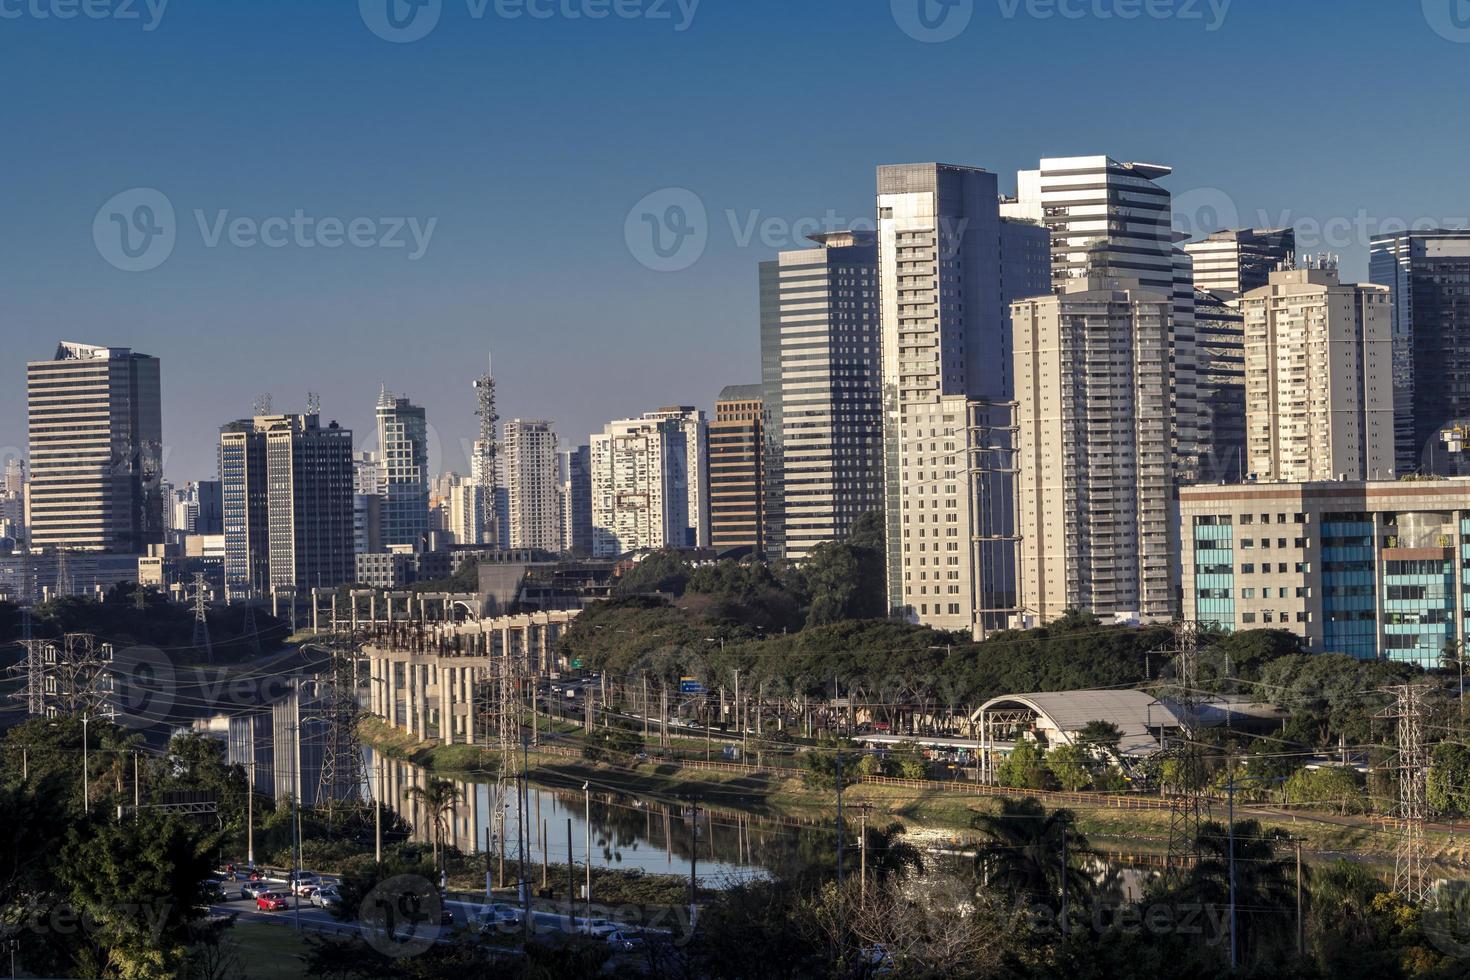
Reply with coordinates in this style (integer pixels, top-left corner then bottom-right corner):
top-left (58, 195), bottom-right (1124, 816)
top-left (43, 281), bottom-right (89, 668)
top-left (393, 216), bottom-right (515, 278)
top-left (357, 717), bottom-right (1470, 871)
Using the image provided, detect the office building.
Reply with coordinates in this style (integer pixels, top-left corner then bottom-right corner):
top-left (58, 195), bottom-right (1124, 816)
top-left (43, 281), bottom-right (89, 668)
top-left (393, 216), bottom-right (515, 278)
top-left (1182, 228), bottom-right (1296, 299)
top-left (559, 445), bottom-right (592, 555)
top-left (1002, 156), bottom-right (1200, 480)
top-left (26, 342), bottom-right (163, 553)
top-left (169, 481), bottom-right (222, 537)
top-left (759, 230), bottom-right (883, 562)
top-left (1013, 279), bottom-right (1176, 623)
top-left (590, 411), bottom-right (705, 557)
top-left (877, 163), bottom-right (1051, 634)
top-left (1240, 265), bottom-right (1394, 483)
top-left (707, 385), bottom-right (764, 554)
top-left (1369, 229), bottom-right (1470, 475)
top-left (375, 390), bottom-right (430, 548)
top-left (641, 406), bottom-right (709, 547)
top-left (1180, 478), bottom-right (1470, 667)
top-left (503, 420), bottom-right (561, 552)
top-left (1193, 288), bottom-right (1248, 483)
top-left (221, 413), bottom-right (355, 595)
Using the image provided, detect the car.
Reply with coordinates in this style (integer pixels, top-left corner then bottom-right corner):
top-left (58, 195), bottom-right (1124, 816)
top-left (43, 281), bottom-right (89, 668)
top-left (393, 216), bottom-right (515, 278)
top-left (240, 879), bottom-right (274, 901)
top-left (310, 887), bottom-right (342, 909)
top-left (606, 929), bottom-right (645, 951)
top-left (255, 892), bottom-right (290, 912)
top-left (200, 879), bottom-right (227, 903)
top-left (289, 876), bottom-right (320, 896)
top-left (473, 903), bottom-right (523, 931)
top-left (296, 884), bottom-right (319, 901)
top-left (579, 917), bottom-right (619, 938)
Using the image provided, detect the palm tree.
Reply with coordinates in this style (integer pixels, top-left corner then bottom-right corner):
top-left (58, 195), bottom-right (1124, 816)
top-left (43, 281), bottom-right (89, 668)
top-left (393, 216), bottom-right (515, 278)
top-left (404, 777), bottom-right (462, 872)
top-left (858, 821), bottom-right (923, 887)
top-left (970, 797), bottom-right (1092, 908)
top-left (1176, 819), bottom-right (1295, 966)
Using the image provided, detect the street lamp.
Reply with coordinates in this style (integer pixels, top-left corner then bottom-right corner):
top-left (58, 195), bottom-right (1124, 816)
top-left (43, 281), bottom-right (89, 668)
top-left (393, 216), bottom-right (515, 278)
top-left (582, 781), bottom-right (592, 929)
top-left (81, 715), bottom-right (90, 811)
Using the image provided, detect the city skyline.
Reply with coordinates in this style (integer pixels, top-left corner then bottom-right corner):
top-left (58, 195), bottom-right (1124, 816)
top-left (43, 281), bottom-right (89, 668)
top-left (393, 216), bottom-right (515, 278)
top-left (4, 1), bottom-right (1469, 481)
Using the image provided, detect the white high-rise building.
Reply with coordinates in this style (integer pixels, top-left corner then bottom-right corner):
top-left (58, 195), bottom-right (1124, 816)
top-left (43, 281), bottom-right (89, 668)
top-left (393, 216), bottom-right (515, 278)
top-left (759, 231), bottom-right (883, 562)
top-left (503, 420), bottom-right (561, 551)
top-left (877, 163), bottom-right (1051, 636)
top-left (27, 342), bottom-right (164, 554)
top-left (1013, 279), bottom-right (1176, 624)
top-left (589, 410), bottom-right (706, 557)
top-left (1002, 155), bottom-right (1200, 481)
top-left (1241, 265), bottom-right (1395, 483)
top-left (639, 407), bottom-right (709, 547)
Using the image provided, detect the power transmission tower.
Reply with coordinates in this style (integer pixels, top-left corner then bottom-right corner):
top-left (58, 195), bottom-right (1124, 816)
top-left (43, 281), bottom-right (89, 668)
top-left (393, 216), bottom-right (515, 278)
top-left (54, 548), bottom-right (71, 597)
top-left (191, 572), bottom-right (213, 664)
top-left (10, 634), bottom-right (117, 719)
top-left (241, 600), bottom-right (262, 656)
top-left (1161, 621), bottom-right (1210, 868)
top-left (11, 607), bottom-right (45, 716)
top-left (254, 393), bottom-right (273, 417)
top-left (1384, 683), bottom-right (1432, 904)
top-left (316, 635), bottom-right (369, 819)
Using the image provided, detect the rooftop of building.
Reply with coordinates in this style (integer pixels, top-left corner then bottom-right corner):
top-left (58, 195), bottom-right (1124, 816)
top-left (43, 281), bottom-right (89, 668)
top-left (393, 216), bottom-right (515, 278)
top-left (716, 384), bottom-right (762, 404)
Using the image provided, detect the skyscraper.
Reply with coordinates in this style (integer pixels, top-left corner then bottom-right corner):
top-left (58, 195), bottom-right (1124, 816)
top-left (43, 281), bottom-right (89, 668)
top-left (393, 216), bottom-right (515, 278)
top-left (1183, 228), bottom-right (1296, 299)
top-left (708, 385), bottom-right (764, 554)
top-left (559, 445), bottom-right (592, 555)
top-left (221, 413), bottom-right (354, 595)
top-left (590, 412), bottom-right (703, 557)
top-left (1241, 265), bottom-right (1394, 483)
top-left (641, 406), bottom-right (709, 547)
top-left (503, 419), bottom-right (561, 551)
top-left (1192, 287), bottom-right (1248, 483)
top-left (374, 390), bottom-right (430, 548)
top-left (877, 163), bottom-right (1050, 635)
top-left (1013, 279), bottom-right (1176, 623)
top-left (1002, 156), bottom-right (1200, 480)
top-left (26, 342), bottom-right (163, 553)
top-left (759, 230), bottom-right (883, 562)
top-left (1369, 229), bottom-right (1470, 475)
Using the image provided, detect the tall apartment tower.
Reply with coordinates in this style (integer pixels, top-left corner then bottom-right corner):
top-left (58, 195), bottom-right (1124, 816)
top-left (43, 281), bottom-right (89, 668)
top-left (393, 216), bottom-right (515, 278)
top-left (759, 230), bottom-right (883, 562)
top-left (1013, 279), bottom-right (1176, 624)
top-left (1369, 229), bottom-right (1470, 475)
top-left (503, 420), bottom-right (561, 551)
top-left (221, 413), bottom-right (354, 595)
top-left (877, 163), bottom-right (1051, 635)
top-left (1002, 156), bottom-right (1200, 480)
top-left (1183, 228), bottom-right (1296, 299)
top-left (26, 342), bottom-right (163, 553)
top-left (708, 385), bottom-right (765, 554)
top-left (1240, 265), bottom-right (1394, 483)
top-left (558, 446), bottom-right (592, 555)
top-left (374, 390), bottom-right (429, 548)
top-left (589, 412), bottom-right (703, 557)
top-left (640, 406), bottom-right (709, 548)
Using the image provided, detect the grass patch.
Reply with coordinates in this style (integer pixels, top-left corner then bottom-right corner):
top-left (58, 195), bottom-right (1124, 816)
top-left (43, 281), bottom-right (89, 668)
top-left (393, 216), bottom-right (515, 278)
top-left (221, 920), bottom-right (314, 979)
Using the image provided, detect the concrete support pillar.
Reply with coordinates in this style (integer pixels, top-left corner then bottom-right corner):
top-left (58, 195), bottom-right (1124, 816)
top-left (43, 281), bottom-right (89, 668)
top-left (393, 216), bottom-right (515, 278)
top-left (464, 667), bottom-right (476, 745)
top-left (441, 664), bottom-right (453, 746)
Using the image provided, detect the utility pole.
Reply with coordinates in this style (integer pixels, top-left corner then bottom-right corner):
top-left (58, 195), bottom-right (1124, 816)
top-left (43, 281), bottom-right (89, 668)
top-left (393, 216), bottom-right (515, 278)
top-left (373, 757), bottom-right (382, 864)
top-left (1061, 824), bottom-right (1070, 937)
top-left (246, 759), bottom-right (254, 865)
top-left (81, 714), bottom-right (90, 810)
top-left (1228, 765), bottom-right (1238, 971)
top-left (566, 818), bottom-right (574, 922)
top-left (519, 736), bottom-right (530, 937)
top-left (583, 781), bottom-right (592, 925)
top-left (292, 684), bottom-right (303, 932)
top-left (859, 804), bottom-right (869, 908)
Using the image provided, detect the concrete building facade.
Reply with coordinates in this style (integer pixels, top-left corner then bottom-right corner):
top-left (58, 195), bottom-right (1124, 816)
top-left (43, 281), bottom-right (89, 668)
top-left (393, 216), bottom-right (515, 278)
top-left (503, 419), bottom-right (561, 552)
top-left (1240, 266), bottom-right (1394, 483)
top-left (708, 385), bottom-right (764, 554)
top-left (759, 230), bottom-right (883, 562)
top-left (589, 412), bottom-right (703, 557)
top-left (1181, 478), bottom-right (1470, 667)
top-left (374, 391), bottom-right (430, 548)
top-left (26, 342), bottom-right (163, 553)
top-left (1012, 279), bottom-right (1176, 624)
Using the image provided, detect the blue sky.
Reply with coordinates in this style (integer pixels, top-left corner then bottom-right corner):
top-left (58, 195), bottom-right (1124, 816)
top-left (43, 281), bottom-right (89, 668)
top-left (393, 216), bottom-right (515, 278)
top-left (2, 0), bottom-right (1466, 481)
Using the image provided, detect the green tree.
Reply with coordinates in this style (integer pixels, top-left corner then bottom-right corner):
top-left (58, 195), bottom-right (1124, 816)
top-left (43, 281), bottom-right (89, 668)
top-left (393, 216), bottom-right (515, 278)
top-left (970, 798), bottom-right (1090, 910)
top-left (402, 778), bottom-right (462, 873)
top-left (995, 738), bottom-right (1051, 790)
top-left (1428, 741), bottom-right (1470, 815)
top-left (1045, 744), bottom-right (1092, 791)
top-left (802, 513), bottom-right (885, 627)
top-left (1284, 766), bottom-right (1365, 815)
top-left (1169, 820), bottom-right (1296, 969)
top-left (613, 549), bottom-right (694, 596)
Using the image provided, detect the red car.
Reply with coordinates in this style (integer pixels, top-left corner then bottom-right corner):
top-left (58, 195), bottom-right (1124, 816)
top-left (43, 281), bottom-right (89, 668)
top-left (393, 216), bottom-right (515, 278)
top-left (255, 892), bottom-right (289, 911)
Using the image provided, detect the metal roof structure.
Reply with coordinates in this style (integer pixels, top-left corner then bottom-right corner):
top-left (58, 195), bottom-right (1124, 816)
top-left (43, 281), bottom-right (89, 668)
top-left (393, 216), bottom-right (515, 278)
top-left (972, 689), bottom-right (1181, 757)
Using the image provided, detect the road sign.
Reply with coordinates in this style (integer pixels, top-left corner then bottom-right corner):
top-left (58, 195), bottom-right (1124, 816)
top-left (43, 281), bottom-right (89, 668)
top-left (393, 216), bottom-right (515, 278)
top-left (679, 676), bottom-right (703, 694)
